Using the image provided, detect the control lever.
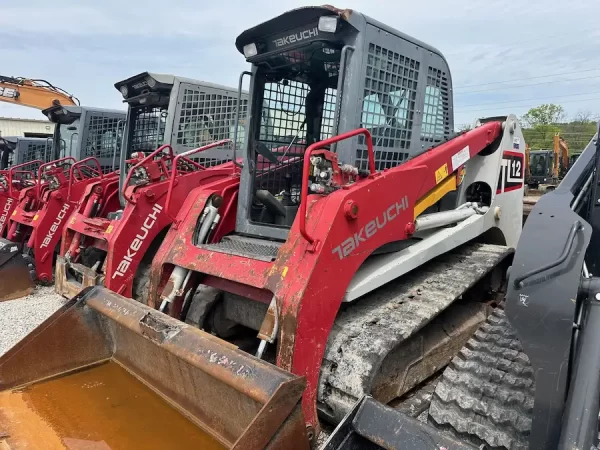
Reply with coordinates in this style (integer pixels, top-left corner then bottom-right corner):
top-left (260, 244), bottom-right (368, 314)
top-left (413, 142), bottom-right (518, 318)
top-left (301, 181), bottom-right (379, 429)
top-left (281, 174), bottom-right (293, 206)
top-left (256, 190), bottom-right (286, 217)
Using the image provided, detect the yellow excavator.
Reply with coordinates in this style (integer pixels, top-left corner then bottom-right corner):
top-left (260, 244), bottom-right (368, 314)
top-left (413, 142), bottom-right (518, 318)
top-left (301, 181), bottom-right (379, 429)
top-left (0, 75), bottom-right (79, 110)
top-left (523, 134), bottom-right (570, 220)
top-left (0, 75), bottom-right (80, 168)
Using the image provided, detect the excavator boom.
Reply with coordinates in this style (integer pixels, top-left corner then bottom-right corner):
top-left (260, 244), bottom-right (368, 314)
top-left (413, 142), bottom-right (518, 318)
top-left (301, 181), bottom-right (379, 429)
top-left (0, 76), bottom-right (79, 110)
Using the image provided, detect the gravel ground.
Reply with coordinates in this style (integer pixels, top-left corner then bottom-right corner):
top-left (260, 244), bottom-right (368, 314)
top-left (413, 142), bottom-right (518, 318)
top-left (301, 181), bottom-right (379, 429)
top-left (0, 286), bottom-right (67, 356)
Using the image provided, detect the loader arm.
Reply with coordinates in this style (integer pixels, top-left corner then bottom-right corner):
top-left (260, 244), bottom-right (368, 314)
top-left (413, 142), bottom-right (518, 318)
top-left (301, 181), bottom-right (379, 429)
top-left (0, 75), bottom-right (78, 110)
top-left (506, 128), bottom-right (600, 449)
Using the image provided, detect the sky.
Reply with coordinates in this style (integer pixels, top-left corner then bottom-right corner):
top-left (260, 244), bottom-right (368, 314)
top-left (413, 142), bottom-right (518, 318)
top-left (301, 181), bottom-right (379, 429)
top-left (1, 0), bottom-right (599, 129)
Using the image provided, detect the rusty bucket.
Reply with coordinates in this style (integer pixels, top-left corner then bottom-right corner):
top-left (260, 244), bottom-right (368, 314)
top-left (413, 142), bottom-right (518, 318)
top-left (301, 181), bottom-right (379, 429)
top-left (0, 286), bottom-right (308, 450)
top-left (0, 238), bottom-right (33, 302)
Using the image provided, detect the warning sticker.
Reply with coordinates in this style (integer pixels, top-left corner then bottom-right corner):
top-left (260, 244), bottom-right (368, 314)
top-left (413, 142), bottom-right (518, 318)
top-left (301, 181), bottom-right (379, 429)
top-left (33, 214), bottom-right (39, 221)
top-left (435, 163), bottom-right (449, 184)
top-left (451, 146), bottom-right (470, 171)
top-left (105, 224), bottom-right (114, 234)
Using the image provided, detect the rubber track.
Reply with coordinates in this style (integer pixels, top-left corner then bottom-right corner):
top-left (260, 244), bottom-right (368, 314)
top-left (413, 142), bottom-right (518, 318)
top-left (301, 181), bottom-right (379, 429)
top-left (428, 309), bottom-right (535, 449)
top-left (318, 242), bottom-right (511, 423)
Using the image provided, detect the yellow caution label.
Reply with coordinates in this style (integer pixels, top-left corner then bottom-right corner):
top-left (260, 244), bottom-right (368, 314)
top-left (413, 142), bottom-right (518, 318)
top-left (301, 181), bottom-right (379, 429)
top-left (435, 163), bottom-right (449, 184)
top-left (33, 214), bottom-right (39, 221)
top-left (282, 266), bottom-right (289, 278)
top-left (11, 210), bottom-right (16, 216)
top-left (105, 224), bottom-right (114, 234)
top-left (457, 167), bottom-right (466, 186)
top-left (70, 217), bottom-right (76, 225)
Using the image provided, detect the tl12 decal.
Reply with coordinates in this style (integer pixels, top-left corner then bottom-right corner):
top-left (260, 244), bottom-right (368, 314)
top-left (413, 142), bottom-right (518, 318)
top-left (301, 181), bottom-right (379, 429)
top-left (497, 151), bottom-right (524, 194)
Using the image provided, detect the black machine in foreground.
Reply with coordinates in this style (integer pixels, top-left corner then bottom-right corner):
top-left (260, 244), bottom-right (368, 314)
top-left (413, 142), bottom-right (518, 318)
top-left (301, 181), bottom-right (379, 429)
top-left (324, 129), bottom-right (600, 449)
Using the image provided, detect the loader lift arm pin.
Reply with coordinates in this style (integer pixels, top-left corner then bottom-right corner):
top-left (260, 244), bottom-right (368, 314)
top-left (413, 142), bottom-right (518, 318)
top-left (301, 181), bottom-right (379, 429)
top-left (122, 144), bottom-right (175, 205)
top-left (36, 157), bottom-right (77, 200)
top-left (7, 160), bottom-right (43, 198)
top-left (299, 128), bottom-right (375, 250)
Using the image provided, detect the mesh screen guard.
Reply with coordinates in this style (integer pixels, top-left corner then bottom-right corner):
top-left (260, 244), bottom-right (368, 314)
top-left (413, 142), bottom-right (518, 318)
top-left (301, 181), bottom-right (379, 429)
top-left (251, 43), bottom-right (340, 206)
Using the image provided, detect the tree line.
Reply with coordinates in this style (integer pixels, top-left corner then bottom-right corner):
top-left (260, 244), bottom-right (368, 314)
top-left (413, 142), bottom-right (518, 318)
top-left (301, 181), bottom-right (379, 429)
top-left (521, 104), bottom-right (597, 153)
top-left (460, 104), bottom-right (598, 153)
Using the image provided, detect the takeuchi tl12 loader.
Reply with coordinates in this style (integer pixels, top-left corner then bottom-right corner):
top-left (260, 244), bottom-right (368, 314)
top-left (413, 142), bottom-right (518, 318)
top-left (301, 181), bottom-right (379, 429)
top-left (54, 72), bottom-right (248, 300)
top-left (0, 105), bottom-right (126, 300)
top-left (4, 5), bottom-right (597, 450)
top-left (0, 137), bottom-right (52, 234)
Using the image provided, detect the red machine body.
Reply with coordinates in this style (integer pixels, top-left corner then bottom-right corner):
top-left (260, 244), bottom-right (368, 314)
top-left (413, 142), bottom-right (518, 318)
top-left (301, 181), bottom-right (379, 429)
top-left (58, 141), bottom-right (238, 299)
top-left (0, 161), bottom-right (42, 237)
top-left (147, 123), bottom-right (504, 431)
top-left (6, 157), bottom-right (119, 283)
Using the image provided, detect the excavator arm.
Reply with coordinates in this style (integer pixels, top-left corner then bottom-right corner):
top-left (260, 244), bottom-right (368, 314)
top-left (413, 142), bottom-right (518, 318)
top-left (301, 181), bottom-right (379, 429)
top-left (552, 133), bottom-right (570, 178)
top-left (0, 75), bottom-right (79, 110)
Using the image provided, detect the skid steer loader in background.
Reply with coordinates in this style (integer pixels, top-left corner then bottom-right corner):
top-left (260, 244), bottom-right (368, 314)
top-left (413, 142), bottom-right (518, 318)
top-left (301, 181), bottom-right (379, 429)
top-left (4, 157), bottom-right (120, 285)
top-left (0, 105), bottom-right (126, 299)
top-left (0, 160), bottom-right (42, 300)
top-left (43, 104), bottom-right (126, 173)
top-left (0, 159), bottom-right (41, 237)
top-left (0, 136), bottom-right (53, 170)
top-left (55, 72), bottom-right (248, 300)
top-left (0, 137), bottom-right (57, 241)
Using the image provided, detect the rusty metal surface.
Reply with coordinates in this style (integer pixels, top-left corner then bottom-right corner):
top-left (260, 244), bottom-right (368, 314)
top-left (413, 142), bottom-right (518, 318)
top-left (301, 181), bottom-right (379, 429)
top-left (0, 248), bottom-right (33, 301)
top-left (82, 287), bottom-right (306, 449)
top-left (0, 287), bottom-right (309, 449)
top-left (263, 405), bottom-right (309, 450)
top-left (0, 296), bottom-right (112, 389)
top-left (54, 256), bottom-right (101, 299)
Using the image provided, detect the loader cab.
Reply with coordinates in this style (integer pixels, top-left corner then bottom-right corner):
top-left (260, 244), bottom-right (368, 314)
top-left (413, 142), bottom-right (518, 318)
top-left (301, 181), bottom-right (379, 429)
top-left (0, 136), bottom-right (52, 169)
top-left (528, 149), bottom-right (553, 186)
top-left (43, 105), bottom-right (126, 173)
top-left (234, 5), bottom-right (453, 241)
top-left (0, 137), bottom-right (17, 170)
top-left (115, 72), bottom-right (249, 170)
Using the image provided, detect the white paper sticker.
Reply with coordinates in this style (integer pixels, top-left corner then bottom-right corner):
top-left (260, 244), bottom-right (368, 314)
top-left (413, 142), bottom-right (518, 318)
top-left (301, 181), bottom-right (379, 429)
top-left (451, 146), bottom-right (470, 171)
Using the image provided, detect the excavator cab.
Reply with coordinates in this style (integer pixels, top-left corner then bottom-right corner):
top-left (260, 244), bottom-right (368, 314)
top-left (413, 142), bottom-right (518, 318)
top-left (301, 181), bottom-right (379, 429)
top-left (528, 149), bottom-right (553, 186)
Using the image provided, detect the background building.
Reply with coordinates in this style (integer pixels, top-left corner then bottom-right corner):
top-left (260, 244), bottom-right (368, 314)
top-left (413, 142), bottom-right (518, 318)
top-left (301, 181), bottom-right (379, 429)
top-left (0, 117), bottom-right (54, 138)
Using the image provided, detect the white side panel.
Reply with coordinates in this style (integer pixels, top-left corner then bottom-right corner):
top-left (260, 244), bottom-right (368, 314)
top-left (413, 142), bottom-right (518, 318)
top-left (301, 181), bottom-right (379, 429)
top-left (345, 114), bottom-right (525, 302)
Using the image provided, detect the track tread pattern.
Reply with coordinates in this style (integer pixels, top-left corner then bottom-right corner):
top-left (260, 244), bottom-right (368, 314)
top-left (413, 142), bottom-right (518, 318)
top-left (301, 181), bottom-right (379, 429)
top-left (428, 309), bottom-right (534, 449)
top-left (319, 243), bottom-right (511, 423)
top-left (133, 263), bottom-right (151, 304)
